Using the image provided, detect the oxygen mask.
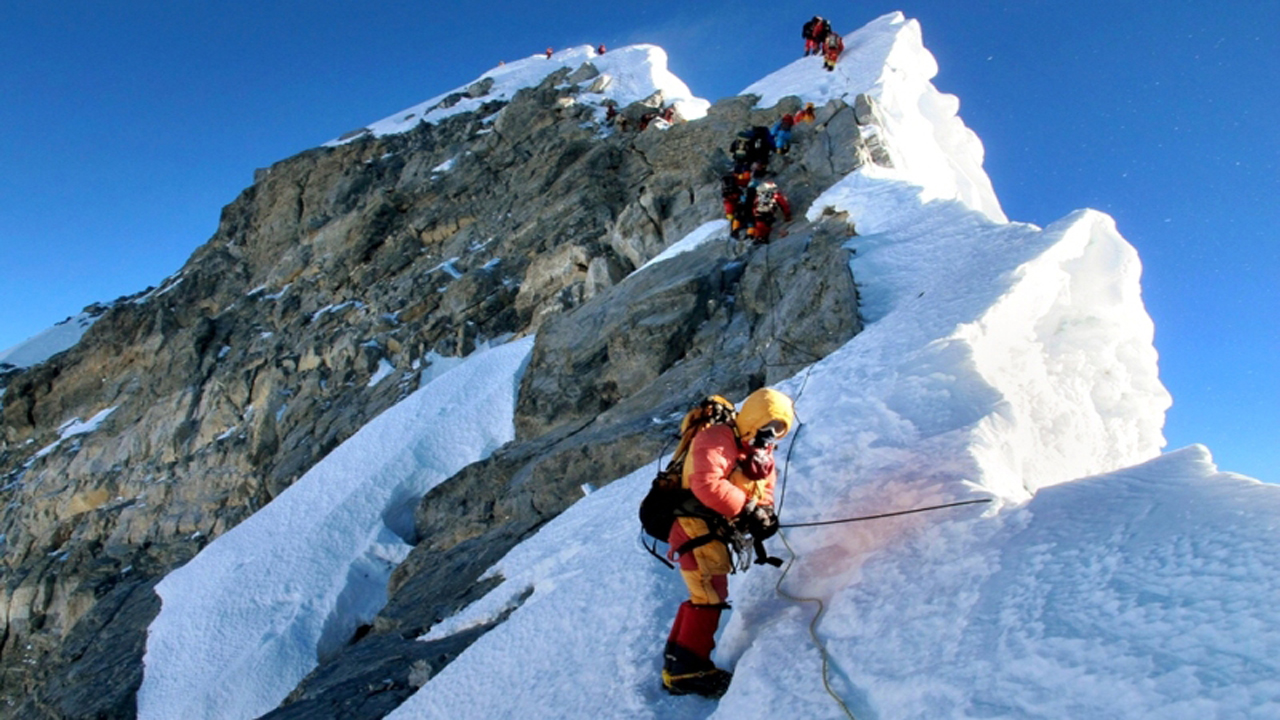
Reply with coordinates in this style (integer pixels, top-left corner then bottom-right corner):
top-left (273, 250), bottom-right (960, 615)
top-left (752, 425), bottom-right (780, 449)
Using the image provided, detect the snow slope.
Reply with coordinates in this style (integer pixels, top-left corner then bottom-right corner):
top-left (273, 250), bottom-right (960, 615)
top-left (137, 11), bottom-right (1277, 720)
top-left (325, 43), bottom-right (709, 146)
top-left (0, 310), bottom-right (98, 369)
top-left (385, 170), bottom-right (1188, 720)
top-left (137, 338), bottom-right (534, 720)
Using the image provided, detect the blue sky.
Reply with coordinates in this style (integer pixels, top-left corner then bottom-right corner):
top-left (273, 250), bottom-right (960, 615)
top-left (1, 1), bottom-right (1275, 480)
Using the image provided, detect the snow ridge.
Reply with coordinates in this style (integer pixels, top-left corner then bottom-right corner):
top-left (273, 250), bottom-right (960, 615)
top-left (0, 310), bottom-right (100, 370)
top-left (745, 12), bottom-right (1005, 223)
top-left (325, 44), bottom-right (709, 146)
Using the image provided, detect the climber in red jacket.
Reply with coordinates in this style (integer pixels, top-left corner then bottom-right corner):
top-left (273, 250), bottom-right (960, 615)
top-left (746, 174), bottom-right (792, 243)
top-left (822, 30), bottom-right (844, 72)
top-left (802, 16), bottom-right (830, 56)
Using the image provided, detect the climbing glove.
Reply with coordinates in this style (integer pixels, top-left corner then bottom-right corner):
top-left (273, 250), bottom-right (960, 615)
top-left (738, 501), bottom-right (779, 540)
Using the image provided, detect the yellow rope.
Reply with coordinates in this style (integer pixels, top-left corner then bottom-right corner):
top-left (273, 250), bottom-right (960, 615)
top-left (774, 525), bottom-right (857, 720)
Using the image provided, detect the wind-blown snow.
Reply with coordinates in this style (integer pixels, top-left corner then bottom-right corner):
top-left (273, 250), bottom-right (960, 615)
top-left (807, 167), bottom-right (1169, 497)
top-left (137, 337), bottom-right (534, 720)
top-left (744, 12), bottom-right (1005, 224)
top-left (325, 44), bottom-right (708, 146)
top-left (0, 310), bottom-right (98, 369)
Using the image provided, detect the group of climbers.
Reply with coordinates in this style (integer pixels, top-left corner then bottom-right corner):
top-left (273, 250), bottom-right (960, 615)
top-left (721, 111), bottom-right (813, 243)
top-left (721, 168), bottom-right (792, 243)
top-left (802, 15), bottom-right (844, 71)
top-left (647, 16), bottom-right (857, 700)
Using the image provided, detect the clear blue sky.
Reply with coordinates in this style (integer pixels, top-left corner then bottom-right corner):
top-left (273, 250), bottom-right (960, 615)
top-left (1, 1), bottom-right (1275, 481)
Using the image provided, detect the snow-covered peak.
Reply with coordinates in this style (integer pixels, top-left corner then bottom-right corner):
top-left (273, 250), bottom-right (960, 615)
top-left (134, 12), bottom-right (1276, 720)
top-left (325, 44), bottom-right (709, 146)
top-left (0, 310), bottom-right (100, 370)
top-left (745, 12), bottom-right (1005, 224)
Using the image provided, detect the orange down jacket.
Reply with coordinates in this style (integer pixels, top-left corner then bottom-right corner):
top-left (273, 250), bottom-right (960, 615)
top-left (680, 388), bottom-right (796, 518)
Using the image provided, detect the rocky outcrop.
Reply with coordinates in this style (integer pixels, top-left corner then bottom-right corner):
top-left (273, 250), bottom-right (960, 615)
top-left (286, 213), bottom-right (861, 714)
top-left (0, 60), bottom-right (886, 715)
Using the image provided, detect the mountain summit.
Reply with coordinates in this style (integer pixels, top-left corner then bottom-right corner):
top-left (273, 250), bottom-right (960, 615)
top-left (2, 12), bottom-right (1275, 720)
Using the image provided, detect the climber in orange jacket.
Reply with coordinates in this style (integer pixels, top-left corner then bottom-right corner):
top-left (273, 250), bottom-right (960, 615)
top-left (663, 388), bottom-right (795, 698)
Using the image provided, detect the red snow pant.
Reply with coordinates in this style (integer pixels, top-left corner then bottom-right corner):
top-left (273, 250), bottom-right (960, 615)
top-left (749, 215), bottom-right (777, 242)
top-left (667, 517), bottom-right (731, 662)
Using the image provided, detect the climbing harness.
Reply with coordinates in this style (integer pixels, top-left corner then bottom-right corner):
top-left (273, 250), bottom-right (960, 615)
top-left (639, 396), bottom-right (751, 568)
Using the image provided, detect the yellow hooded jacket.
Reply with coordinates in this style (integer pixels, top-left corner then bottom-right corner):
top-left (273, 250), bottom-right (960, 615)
top-left (680, 388), bottom-right (795, 518)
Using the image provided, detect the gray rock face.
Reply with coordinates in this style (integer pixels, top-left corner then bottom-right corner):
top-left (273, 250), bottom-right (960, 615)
top-left (0, 65), bottom-right (884, 715)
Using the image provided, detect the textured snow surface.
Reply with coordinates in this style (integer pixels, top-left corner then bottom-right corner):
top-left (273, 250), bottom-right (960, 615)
top-left (386, 169), bottom-right (1202, 720)
top-left (0, 310), bottom-right (98, 369)
top-left (136, 11), bottom-right (1277, 720)
top-left (138, 338), bottom-right (534, 720)
top-left (325, 44), bottom-right (708, 146)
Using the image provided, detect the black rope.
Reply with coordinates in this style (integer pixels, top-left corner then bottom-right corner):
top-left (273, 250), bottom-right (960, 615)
top-left (779, 498), bottom-right (993, 529)
top-left (773, 421), bottom-right (803, 520)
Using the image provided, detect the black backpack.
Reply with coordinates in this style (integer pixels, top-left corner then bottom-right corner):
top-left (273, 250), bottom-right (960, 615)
top-left (720, 174), bottom-right (741, 198)
top-left (748, 126), bottom-right (774, 158)
top-left (638, 397), bottom-right (738, 562)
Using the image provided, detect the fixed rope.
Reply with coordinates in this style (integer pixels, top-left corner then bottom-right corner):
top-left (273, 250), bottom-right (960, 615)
top-left (772, 422), bottom-right (857, 720)
top-left (781, 498), bottom-right (994, 529)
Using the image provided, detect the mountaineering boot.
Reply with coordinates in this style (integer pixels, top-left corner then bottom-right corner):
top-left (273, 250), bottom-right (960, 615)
top-left (662, 643), bottom-right (733, 698)
top-left (662, 602), bottom-right (731, 698)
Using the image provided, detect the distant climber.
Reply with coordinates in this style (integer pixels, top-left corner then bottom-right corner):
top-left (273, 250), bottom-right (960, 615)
top-left (748, 125), bottom-right (774, 165)
top-left (802, 16), bottom-right (831, 56)
top-left (545, 47), bottom-right (554, 59)
top-left (721, 175), bottom-right (749, 238)
top-left (659, 390), bottom-right (795, 698)
top-left (729, 134), bottom-right (752, 181)
top-left (730, 125), bottom-right (775, 182)
top-left (746, 172), bottom-right (792, 243)
top-left (770, 114), bottom-right (795, 156)
top-left (822, 30), bottom-right (844, 72)
top-left (597, 44), bottom-right (607, 54)
top-left (796, 102), bottom-right (816, 123)
top-left (721, 174), bottom-right (741, 217)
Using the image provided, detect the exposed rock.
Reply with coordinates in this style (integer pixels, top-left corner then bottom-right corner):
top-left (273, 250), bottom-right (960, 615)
top-left (287, 216), bottom-right (862, 714)
top-left (0, 64), bottom-right (882, 714)
top-left (566, 62), bottom-right (600, 85)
